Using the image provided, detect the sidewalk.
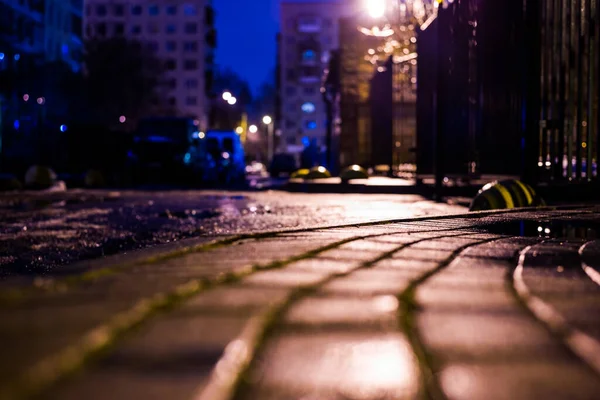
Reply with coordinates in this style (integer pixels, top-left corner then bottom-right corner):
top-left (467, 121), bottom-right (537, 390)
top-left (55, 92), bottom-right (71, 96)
top-left (1, 206), bottom-right (600, 399)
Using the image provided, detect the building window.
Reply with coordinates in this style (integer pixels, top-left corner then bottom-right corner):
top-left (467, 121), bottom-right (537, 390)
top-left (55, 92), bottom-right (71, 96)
top-left (96, 5), bottom-right (107, 16)
top-left (321, 50), bottom-right (330, 64)
top-left (286, 120), bottom-right (296, 129)
top-left (305, 120), bottom-right (317, 130)
top-left (148, 22), bottom-right (159, 34)
top-left (166, 5), bottom-right (177, 15)
top-left (132, 5), bottom-right (142, 15)
top-left (183, 4), bottom-right (196, 15)
top-left (168, 78), bottom-right (176, 89)
top-left (185, 79), bottom-right (198, 88)
top-left (303, 86), bottom-right (316, 95)
top-left (297, 16), bottom-right (321, 33)
top-left (301, 102), bottom-right (315, 113)
top-left (166, 41), bottom-right (176, 51)
top-left (301, 49), bottom-right (317, 63)
top-left (85, 5), bottom-right (91, 16)
top-left (113, 4), bottom-right (124, 16)
top-left (286, 68), bottom-right (296, 81)
top-left (285, 87), bottom-right (296, 96)
top-left (148, 41), bottom-right (158, 52)
top-left (286, 36), bottom-right (295, 45)
top-left (184, 59), bottom-right (197, 70)
top-left (186, 96), bottom-right (197, 105)
top-left (166, 24), bottom-right (176, 34)
top-left (183, 41), bottom-right (198, 52)
top-left (114, 23), bottom-right (124, 36)
top-left (287, 136), bottom-right (296, 145)
top-left (165, 59), bottom-right (176, 70)
top-left (286, 102), bottom-right (296, 112)
top-left (149, 5), bottom-right (159, 15)
top-left (96, 23), bottom-right (106, 37)
top-left (131, 25), bottom-right (141, 34)
top-left (184, 23), bottom-right (197, 34)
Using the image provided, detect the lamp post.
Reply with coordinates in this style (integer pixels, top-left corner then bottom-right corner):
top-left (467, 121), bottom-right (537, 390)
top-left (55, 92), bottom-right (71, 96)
top-left (262, 115), bottom-right (273, 163)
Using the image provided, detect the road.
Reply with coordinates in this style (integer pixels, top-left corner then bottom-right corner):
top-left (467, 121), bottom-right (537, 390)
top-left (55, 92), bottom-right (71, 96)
top-left (0, 189), bottom-right (464, 281)
top-left (1, 192), bottom-right (600, 400)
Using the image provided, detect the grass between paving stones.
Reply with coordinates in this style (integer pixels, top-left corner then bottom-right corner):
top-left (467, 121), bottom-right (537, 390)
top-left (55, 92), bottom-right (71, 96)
top-left (397, 237), bottom-right (504, 400)
top-left (0, 206), bottom-right (557, 306)
top-left (0, 236), bottom-right (367, 400)
top-left (227, 232), bottom-right (478, 400)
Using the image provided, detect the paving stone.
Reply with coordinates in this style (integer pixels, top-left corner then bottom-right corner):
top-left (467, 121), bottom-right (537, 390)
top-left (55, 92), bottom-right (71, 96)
top-left (283, 294), bottom-right (400, 328)
top-left (46, 313), bottom-right (251, 400)
top-left (242, 332), bottom-right (420, 400)
top-left (242, 269), bottom-right (329, 288)
top-left (415, 286), bottom-right (516, 312)
top-left (320, 271), bottom-right (413, 296)
top-left (438, 361), bottom-right (600, 400)
top-left (284, 258), bottom-right (360, 274)
top-left (418, 310), bottom-right (566, 361)
top-left (392, 248), bottom-right (453, 262)
top-left (317, 248), bottom-right (382, 261)
top-left (375, 258), bottom-right (439, 272)
top-left (338, 240), bottom-right (401, 252)
top-left (182, 284), bottom-right (291, 314)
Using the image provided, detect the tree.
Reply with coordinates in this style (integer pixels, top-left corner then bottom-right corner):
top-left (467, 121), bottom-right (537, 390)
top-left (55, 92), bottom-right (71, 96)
top-left (83, 37), bottom-right (166, 125)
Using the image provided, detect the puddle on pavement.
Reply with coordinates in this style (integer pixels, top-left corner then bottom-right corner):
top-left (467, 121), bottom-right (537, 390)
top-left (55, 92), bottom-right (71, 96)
top-left (478, 219), bottom-right (600, 240)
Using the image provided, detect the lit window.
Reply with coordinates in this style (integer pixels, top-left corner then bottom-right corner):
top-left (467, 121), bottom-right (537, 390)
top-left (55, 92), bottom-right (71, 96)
top-left (305, 120), bottom-right (317, 130)
top-left (132, 5), bottom-right (142, 15)
top-left (302, 49), bottom-right (317, 62)
top-left (297, 16), bottom-right (321, 33)
top-left (184, 4), bottom-right (196, 15)
top-left (149, 5), bottom-right (159, 15)
top-left (301, 102), bottom-right (315, 113)
top-left (321, 50), bottom-right (330, 64)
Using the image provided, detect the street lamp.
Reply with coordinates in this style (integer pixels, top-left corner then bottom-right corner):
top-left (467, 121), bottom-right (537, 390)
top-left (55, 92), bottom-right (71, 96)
top-left (222, 91), bottom-right (232, 101)
top-left (227, 96), bottom-right (237, 105)
top-left (366, 0), bottom-right (386, 18)
top-left (249, 124), bottom-right (258, 134)
top-left (262, 115), bottom-right (274, 162)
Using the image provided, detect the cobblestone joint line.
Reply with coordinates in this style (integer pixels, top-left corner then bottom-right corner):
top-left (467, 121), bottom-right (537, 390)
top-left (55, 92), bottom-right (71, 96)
top-left (513, 244), bottom-right (600, 378)
top-left (398, 236), bottom-right (506, 400)
top-left (213, 232), bottom-right (476, 400)
top-left (2, 230), bottom-right (469, 400)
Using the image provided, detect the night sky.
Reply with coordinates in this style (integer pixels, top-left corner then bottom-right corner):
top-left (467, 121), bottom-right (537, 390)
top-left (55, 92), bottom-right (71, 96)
top-left (214, 0), bottom-right (280, 94)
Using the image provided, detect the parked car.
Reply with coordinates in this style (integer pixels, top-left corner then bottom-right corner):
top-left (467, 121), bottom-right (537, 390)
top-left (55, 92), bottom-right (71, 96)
top-left (269, 153), bottom-right (297, 177)
top-left (204, 130), bottom-right (246, 184)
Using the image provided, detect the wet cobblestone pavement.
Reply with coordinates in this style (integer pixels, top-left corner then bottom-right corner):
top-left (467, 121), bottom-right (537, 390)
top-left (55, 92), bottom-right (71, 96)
top-left (1, 205), bottom-right (600, 399)
top-left (0, 190), bottom-right (462, 279)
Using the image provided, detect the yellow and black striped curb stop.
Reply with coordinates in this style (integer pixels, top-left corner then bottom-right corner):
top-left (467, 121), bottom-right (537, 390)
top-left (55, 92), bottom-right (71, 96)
top-left (340, 165), bottom-right (369, 183)
top-left (469, 180), bottom-right (545, 211)
top-left (305, 166), bottom-right (332, 180)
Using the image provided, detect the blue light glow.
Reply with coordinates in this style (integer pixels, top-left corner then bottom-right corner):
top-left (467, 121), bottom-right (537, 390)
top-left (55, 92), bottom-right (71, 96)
top-left (306, 121), bottom-right (317, 130)
top-left (183, 152), bottom-right (192, 164)
top-left (0, 53), bottom-right (4, 60)
top-left (60, 124), bottom-right (68, 132)
top-left (13, 120), bottom-right (20, 130)
top-left (62, 44), bottom-right (69, 55)
top-left (14, 54), bottom-right (20, 61)
top-left (301, 102), bottom-right (315, 113)
top-left (302, 136), bottom-right (310, 147)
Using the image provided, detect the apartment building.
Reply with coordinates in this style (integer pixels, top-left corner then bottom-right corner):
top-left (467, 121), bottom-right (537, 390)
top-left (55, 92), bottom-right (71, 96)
top-left (279, 0), bottom-right (360, 155)
top-left (83, 0), bottom-right (216, 130)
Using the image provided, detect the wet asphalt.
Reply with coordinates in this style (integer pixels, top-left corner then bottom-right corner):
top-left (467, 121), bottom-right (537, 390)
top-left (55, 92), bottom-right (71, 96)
top-left (0, 189), bottom-right (465, 279)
